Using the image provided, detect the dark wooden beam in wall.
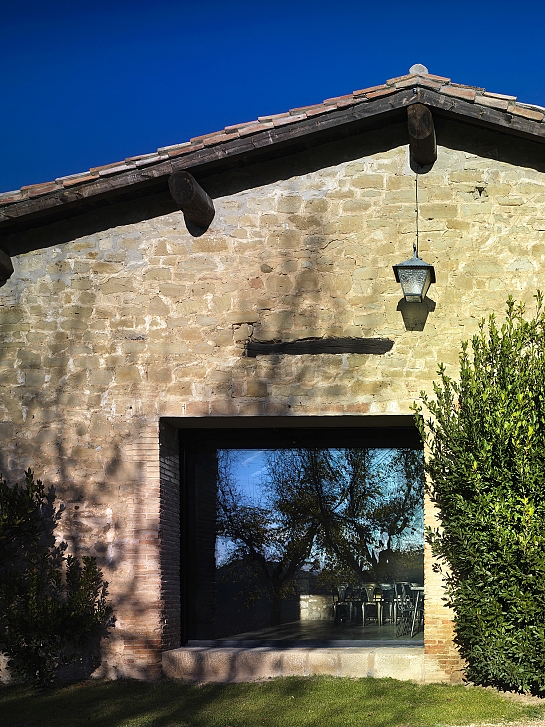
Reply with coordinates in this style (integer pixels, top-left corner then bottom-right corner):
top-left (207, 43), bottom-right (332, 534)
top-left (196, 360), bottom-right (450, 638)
top-left (0, 249), bottom-right (13, 282)
top-left (168, 171), bottom-right (215, 232)
top-left (245, 337), bottom-right (394, 357)
top-left (407, 103), bottom-right (437, 166)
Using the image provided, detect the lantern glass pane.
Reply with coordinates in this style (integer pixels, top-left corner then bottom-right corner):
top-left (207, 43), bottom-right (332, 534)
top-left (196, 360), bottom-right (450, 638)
top-left (398, 268), bottom-right (431, 303)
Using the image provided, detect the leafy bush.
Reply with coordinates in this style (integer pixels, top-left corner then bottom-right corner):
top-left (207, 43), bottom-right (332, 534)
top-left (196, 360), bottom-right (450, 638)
top-left (415, 295), bottom-right (545, 694)
top-left (0, 469), bottom-right (112, 687)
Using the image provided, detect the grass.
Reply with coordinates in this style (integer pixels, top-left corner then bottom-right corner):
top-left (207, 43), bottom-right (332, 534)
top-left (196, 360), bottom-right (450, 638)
top-left (1, 676), bottom-right (545, 727)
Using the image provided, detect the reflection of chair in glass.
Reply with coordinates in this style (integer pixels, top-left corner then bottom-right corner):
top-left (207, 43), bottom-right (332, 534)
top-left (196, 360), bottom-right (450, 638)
top-left (410, 585), bottom-right (424, 637)
top-left (395, 581), bottom-right (424, 637)
top-left (333, 583), bottom-right (352, 624)
top-left (378, 583), bottom-right (395, 623)
top-left (331, 585), bottom-right (340, 620)
top-left (395, 582), bottom-right (416, 637)
top-left (361, 582), bottom-right (382, 626)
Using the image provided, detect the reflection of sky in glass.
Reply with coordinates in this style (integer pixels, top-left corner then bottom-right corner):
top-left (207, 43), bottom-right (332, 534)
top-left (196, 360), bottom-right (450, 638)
top-left (232, 449), bottom-right (268, 504)
top-left (216, 448), bottom-right (424, 567)
top-left (215, 449), bottom-right (267, 566)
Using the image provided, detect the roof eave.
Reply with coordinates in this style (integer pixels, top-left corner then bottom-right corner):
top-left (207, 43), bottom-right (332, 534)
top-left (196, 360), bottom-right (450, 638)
top-left (1, 83), bottom-right (545, 237)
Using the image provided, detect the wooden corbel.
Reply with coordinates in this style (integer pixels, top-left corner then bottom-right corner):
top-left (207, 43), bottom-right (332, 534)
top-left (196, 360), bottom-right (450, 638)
top-left (168, 171), bottom-right (215, 233)
top-left (0, 249), bottom-right (13, 282)
top-left (407, 103), bottom-right (437, 167)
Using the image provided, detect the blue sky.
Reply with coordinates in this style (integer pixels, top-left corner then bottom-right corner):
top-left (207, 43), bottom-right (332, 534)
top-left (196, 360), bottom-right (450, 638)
top-left (2, 0), bottom-right (545, 193)
top-left (231, 450), bottom-right (268, 503)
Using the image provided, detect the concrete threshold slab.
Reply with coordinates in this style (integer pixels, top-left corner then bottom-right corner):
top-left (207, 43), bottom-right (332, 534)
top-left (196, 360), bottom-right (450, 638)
top-left (187, 639), bottom-right (421, 648)
top-left (162, 645), bottom-right (425, 683)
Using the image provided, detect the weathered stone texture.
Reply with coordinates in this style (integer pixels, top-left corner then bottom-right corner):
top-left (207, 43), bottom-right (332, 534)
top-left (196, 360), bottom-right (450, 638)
top-left (1, 120), bottom-right (545, 679)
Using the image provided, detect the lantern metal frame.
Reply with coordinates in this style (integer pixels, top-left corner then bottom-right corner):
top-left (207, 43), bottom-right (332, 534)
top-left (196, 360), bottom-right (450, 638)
top-left (393, 247), bottom-right (436, 304)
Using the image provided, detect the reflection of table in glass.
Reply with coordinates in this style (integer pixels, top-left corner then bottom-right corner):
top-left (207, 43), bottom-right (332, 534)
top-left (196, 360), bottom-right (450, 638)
top-left (410, 587), bottom-right (424, 637)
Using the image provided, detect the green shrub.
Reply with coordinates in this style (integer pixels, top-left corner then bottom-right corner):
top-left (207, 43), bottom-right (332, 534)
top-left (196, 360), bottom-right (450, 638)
top-left (415, 294), bottom-right (545, 694)
top-left (0, 469), bottom-right (112, 687)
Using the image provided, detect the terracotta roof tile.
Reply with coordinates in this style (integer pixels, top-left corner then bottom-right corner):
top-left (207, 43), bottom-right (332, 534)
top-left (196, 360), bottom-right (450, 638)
top-left (451, 82), bottom-right (485, 92)
top-left (257, 112), bottom-right (289, 122)
top-left (440, 85), bottom-right (476, 102)
top-left (201, 132), bottom-right (231, 146)
top-left (98, 163), bottom-right (134, 177)
top-left (55, 171), bottom-right (93, 183)
top-left (20, 182), bottom-right (60, 197)
top-left (190, 130), bottom-right (228, 144)
top-left (0, 191), bottom-right (25, 204)
top-left (157, 141), bottom-right (192, 155)
top-left (393, 77), bottom-right (421, 90)
top-left (386, 73), bottom-right (415, 86)
top-left (89, 161), bottom-right (128, 174)
top-left (426, 74), bottom-right (451, 83)
top-left (238, 121), bottom-right (274, 136)
top-left (289, 105), bottom-right (318, 115)
top-left (305, 104), bottom-right (338, 117)
top-left (125, 152), bottom-right (162, 163)
top-left (272, 113), bottom-right (307, 127)
top-left (392, 75), bottom-right (442, 91)
top-left (515, 101), bottom-right (545, 112)
top-left (476, 95), bottom-right (510, 111)
top-left (415, 77), bottom-right (443, 91)
top-left (353, 83), bottom-right (388, 96)
top-left (167, 141), bottom-right (204, 158)
top-left (134, 155), bottom-right (162, 167)
top-left (224, 120), bottom-right (262, 132)
top-left (483, 91), bottom-right (517, 102)
top-left (335, 97), bottom-right (359, 108)
top-left (508, 104), bottom-right (544, 121)
top-left (323, 93), bottom-right (355, 104)
top-left (60, 173), bottom-right (99, 187)
top-left (366, 86), bottom-right (399, 100)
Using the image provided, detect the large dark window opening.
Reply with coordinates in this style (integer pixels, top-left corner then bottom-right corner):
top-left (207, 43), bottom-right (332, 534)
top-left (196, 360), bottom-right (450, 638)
top-left (180, 422), bottom-right (424, 646)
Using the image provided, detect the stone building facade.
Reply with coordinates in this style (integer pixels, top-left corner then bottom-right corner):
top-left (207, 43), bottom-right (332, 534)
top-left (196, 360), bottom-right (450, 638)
top-left (1, 67), bottom-right (545, 681)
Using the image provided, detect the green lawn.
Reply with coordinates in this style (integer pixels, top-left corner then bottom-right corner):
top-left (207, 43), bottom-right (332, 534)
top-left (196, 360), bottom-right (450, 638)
top-left (1, 676), bottom-right (544, 727)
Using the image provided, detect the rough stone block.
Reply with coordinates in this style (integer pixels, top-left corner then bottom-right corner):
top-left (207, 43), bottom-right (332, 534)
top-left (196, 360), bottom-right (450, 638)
top-left (352, 174), bottom-right (384, 189)
top-left (277, 196), bottom-right (303, 213)
top-left (245, 380), bottom-right (267, 397)
top-left (116, 367), bottom-right (142, 383)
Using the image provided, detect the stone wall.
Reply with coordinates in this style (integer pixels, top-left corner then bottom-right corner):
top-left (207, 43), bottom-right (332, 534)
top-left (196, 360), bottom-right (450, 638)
top-left (300, 595), bottom-right (334, 621)
top-left (2, 118), bottom-right (545, 679)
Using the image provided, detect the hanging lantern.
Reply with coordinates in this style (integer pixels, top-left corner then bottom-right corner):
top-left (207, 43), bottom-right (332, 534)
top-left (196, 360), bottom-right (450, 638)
top-left (393, 249), bottom-right (435, 303)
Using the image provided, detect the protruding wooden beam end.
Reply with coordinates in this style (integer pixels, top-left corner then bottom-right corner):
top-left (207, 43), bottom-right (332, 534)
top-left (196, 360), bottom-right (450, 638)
top-left (407, 103), bottom-right (437, 167)
top-left (168, 171), bottom-right (215, 234)
top-left (0, 249), bottom-right (13, 282)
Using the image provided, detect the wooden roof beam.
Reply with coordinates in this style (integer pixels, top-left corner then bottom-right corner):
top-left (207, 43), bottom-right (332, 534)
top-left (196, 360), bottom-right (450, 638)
top-left (168, 171), bottom-right (215, 233)
top-left (407, 103), bottom-right (437, 167)
top-left (0, 249), bottom-right (13, 282)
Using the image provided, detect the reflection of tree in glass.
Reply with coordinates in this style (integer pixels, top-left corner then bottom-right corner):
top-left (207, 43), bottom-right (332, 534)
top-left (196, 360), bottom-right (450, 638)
top-left (269, 449), bottom-right (424, 584)
top-left (217, 450), bottom-right (319, 625)
top-left (217, 448), bottom-right (424, 624)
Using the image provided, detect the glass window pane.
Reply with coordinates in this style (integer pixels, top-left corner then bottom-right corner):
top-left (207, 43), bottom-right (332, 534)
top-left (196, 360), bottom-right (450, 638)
top-left (201, 447), bottom-right (424, 645)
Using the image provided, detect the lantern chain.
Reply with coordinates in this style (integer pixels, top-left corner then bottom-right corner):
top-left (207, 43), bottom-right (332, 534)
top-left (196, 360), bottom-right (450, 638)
top-left (415, 170), bottom-right (419, 258)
